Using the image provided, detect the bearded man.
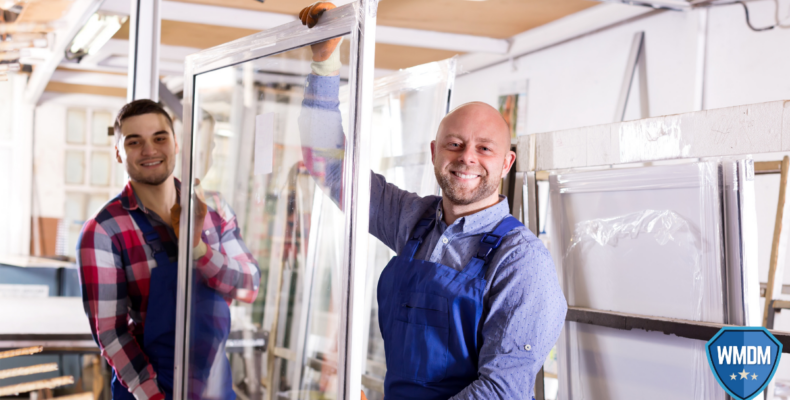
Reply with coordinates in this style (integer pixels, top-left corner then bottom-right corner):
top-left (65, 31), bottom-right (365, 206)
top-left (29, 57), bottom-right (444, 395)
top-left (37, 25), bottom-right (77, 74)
top-left (77, 100), bottom-right (259, 400)
top-left (297, 3), bottom-right (567, 399)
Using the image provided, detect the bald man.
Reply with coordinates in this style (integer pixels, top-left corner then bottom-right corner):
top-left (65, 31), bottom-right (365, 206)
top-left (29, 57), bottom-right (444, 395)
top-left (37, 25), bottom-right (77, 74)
top-left (297, 4), bottom-right (566, 399)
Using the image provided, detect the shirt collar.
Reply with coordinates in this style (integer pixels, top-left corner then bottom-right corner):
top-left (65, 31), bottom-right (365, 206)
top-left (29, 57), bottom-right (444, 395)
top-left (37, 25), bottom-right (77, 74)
top-left (437, 194), bottom-right (511, 234)
top-left (120, 177), bottom-right (182, 213)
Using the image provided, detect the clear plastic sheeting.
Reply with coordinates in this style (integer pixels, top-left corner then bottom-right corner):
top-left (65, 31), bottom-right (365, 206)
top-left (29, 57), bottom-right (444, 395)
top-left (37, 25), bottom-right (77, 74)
top-left (566, 209), bottom-right (700, 256)
top-left (338, 57), bottom-right (456, 399)
top-left (550, 161), bottom-right (727, 400)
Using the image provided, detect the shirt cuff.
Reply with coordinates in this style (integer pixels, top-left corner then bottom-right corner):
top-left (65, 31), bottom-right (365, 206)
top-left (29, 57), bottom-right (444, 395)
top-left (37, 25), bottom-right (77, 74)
top-left (311, 37), bottom-right (342, 76)
top-left (193, 240), bottom-right (207, 259)
top-left (132, 379), bottom-right (164, 400)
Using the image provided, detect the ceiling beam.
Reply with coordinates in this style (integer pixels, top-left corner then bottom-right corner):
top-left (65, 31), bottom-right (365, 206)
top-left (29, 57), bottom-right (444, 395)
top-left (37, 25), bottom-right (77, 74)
top-left (50, 69), bottom-right (128, 88)
top-left (99, 0), bottom-right (507, 54)
top-left (377, 26), bottom-right (508, 54)
top-left (457, 3), bottom-right (657, 73)
top-left (44, 81), bottom-right (127, 97)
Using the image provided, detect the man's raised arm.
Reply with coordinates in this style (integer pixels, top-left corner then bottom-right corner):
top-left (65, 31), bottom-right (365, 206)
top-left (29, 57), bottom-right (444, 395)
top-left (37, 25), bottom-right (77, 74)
top-left (296, 2), bottom-right (427, 252)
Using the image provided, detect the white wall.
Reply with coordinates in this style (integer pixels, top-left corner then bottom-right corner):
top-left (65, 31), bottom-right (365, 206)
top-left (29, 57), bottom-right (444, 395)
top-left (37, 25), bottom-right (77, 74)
top-left (0, 74), bottom-right (33, 258)
top-left (453, 1), bottom-right (790, 131)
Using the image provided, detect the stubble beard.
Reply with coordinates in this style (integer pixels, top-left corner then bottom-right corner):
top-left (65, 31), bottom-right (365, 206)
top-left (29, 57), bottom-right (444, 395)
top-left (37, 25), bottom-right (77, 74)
top-left (127, 159), bottom-right (176, 186)
top-left (434, 162), bottom-right (500, 206)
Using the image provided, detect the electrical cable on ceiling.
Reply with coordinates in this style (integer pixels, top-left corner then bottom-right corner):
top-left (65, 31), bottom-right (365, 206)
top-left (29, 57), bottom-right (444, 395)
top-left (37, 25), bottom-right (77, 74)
top-left (736, 1), bottom-right (776, 31)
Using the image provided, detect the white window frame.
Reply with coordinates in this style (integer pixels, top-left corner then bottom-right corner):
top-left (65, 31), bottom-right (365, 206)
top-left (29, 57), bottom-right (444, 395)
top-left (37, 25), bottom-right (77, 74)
top-left (63, 107), bottom-right (126, 258)
top-left (174, 2), bottom-right (378, 399)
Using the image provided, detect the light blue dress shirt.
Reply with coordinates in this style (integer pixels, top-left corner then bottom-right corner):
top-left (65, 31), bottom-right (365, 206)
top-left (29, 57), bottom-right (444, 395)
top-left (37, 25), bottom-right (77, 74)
top-left (299, 73), bottom-right (567, 399)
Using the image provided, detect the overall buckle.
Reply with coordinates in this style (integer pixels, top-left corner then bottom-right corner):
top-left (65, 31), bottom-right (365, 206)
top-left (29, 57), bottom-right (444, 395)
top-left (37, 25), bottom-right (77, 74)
top-left (476, 233), bottom-right (503, 259)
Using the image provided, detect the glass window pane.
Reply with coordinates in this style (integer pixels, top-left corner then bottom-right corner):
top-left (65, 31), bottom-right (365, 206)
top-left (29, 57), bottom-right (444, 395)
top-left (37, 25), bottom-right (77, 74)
top-left (92, 111), bottom-right (113, 146)
top-left (66, 109), bottom-right (86, 144)
top-left (64, 192), bottom-right (87, 259)
top-left (65, 150), bottom-right (85, 184)
top-left (186, 34), bottom-right (354, 400)
top-left (90, 151), bottom-right (111, 186)
top-left (87, 193), bottom-right (109, 219)
top-left (0, 82), bottom-right (12, 142)
top-left (345, 60), bottom-right (454, 397)
top-left (114, 157), bottom-right (126, 187)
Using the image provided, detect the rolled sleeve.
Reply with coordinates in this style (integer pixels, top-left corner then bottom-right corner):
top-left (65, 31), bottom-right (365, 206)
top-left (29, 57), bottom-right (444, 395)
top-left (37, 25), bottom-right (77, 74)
top-left (194, 211), bottom-right (260, 303)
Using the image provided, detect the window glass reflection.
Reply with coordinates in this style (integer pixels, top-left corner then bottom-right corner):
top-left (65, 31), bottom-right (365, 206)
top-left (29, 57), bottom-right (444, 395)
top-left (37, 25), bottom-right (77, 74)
top-left (66, 109), bottom-right (86, 144)
top-left (65, 150), bottom-right (85, 185)
top-left (92, 111), bottom-right (113, 146)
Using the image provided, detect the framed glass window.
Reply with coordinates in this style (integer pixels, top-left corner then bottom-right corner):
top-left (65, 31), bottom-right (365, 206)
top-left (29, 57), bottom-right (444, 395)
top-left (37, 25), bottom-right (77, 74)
top-left (175, 3), bottom-right (379, 399)
top-left (66, 109), bottom-right (86, 144)
top-left (90, 151), bottom-right (111, 186)
top-left (65, 150), bottom-right (85, 185)
top-left (91, 110), bottom-right (113, 146)
top-left (341, 58), bottom-right (456, 398)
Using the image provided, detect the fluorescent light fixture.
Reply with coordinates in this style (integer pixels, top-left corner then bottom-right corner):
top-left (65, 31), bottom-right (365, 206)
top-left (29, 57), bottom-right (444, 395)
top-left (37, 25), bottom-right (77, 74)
top-left (594, 0), bottom-right (728, 10)
top-left (68, 13), bottom-right (127, 58)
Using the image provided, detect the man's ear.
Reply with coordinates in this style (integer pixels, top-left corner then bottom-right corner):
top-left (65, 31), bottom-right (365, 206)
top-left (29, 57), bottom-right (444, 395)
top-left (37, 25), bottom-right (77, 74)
top-left (502, 150), bottom-right (516, 175)
top-left (430, 140), bottom-right (436, 163)
top-left (115, 144), bottom-right (123, 164)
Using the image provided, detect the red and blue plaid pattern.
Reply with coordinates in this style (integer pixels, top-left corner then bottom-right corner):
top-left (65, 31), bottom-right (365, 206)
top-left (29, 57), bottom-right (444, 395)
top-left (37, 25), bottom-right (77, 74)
top-left (77, 179), bottom-right (259, 400)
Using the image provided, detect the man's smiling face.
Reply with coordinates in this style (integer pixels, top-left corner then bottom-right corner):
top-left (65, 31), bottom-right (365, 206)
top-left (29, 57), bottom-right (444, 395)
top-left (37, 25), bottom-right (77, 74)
top-left (116, 113), bottom-right (179, 186)
top-left (431, 102), bottom-right (515, 207)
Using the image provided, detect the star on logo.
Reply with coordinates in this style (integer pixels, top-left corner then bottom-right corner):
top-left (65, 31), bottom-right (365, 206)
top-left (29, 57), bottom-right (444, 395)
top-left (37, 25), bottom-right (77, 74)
top-left (730, 373), bottom-right (737, 380)
top-left (739, 369), bottom-right (750, 379)
top-left (752, 373), bottom-right (758, 380)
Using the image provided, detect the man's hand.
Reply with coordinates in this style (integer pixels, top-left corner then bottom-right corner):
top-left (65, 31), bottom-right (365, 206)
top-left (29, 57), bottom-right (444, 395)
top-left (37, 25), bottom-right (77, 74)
top-left (299, 2), bottom-right (342, 62)
top-left (170, 179), bottom-right (208, 249)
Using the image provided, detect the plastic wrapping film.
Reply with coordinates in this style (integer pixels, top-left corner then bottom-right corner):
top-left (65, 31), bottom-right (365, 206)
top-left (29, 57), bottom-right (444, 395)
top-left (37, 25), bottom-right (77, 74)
top-left (549, 161), bottom-right (726, 400)
top-left (339, 57), bottom-right (456, 398)
top-left (178, 3), bottom-right (374, 400)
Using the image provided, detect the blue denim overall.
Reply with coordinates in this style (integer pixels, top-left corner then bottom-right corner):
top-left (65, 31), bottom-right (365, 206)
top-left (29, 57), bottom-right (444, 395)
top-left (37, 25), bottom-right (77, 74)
top-left (111, 206), bottom-right (234, 400)
top-left (377, 201), bottom-right (523, 399)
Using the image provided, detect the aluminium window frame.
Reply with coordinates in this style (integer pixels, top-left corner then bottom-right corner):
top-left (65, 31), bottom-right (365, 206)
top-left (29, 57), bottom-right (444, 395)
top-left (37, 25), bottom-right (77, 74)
top-left (174, 2), bottom-right (378, 398)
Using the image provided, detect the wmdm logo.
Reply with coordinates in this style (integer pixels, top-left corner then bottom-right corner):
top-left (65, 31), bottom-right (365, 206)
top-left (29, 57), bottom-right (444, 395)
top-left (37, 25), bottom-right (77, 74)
top-left (706, 327), bottom-right (783, 400)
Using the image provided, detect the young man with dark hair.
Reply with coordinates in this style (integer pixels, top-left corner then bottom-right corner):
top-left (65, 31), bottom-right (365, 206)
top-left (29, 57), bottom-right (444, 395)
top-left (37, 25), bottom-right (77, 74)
top-left (78, 99), bottom-right (260, 400)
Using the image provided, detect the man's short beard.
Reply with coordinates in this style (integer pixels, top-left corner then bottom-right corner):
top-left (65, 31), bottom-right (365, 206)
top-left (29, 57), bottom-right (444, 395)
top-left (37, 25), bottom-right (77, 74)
top-left (434, 163), bottom-right (500, 206)
top-left (127, 161), bottom-right (175, 186)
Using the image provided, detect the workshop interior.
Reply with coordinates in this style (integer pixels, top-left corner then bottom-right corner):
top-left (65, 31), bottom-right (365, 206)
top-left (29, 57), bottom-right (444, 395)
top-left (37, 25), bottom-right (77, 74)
top-left (2, 0), bottom-right (790, 399)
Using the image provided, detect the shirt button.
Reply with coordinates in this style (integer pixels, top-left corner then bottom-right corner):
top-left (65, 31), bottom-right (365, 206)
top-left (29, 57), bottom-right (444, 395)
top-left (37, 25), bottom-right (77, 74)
top-left (524, 344), bottom-right (531, 351)
top-left (442, 237), bottom-right (449, 244)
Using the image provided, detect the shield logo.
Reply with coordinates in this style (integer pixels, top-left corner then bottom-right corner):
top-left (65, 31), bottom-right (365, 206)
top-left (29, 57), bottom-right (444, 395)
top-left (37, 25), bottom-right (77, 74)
top-left (706, 327), bottom-right (783, 400)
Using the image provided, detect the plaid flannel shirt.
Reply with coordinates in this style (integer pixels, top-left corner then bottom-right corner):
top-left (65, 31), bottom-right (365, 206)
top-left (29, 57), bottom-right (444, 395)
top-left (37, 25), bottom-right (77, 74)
top-left (77, 179), bottom-right (260, 400)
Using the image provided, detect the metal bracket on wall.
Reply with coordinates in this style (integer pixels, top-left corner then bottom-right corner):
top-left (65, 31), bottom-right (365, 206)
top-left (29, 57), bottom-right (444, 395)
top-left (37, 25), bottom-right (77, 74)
top-left (614, 31), bottom-right (649, 122)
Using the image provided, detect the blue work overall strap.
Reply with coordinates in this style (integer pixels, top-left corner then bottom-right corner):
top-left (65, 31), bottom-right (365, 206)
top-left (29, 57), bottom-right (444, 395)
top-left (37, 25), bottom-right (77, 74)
top-left (129, 209), bottom-right (172, 270)
top-left (462, 216), bottom-right (524, 279)
top-left (401, 198), bottom-right (442, 260)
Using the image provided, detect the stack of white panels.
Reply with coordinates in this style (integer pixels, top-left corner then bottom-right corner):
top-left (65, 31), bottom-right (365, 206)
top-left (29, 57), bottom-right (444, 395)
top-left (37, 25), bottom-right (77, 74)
top-left (549, 160), bottom-right (759, 399)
